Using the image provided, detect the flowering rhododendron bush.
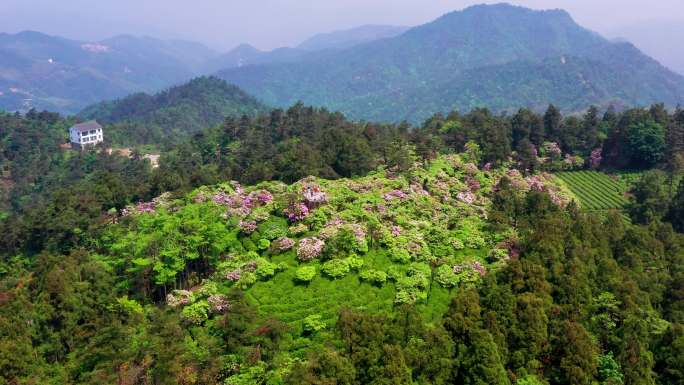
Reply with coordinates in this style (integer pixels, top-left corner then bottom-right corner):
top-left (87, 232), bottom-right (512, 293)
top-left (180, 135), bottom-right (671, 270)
top-left (101, 154), bottom-right (574, 327)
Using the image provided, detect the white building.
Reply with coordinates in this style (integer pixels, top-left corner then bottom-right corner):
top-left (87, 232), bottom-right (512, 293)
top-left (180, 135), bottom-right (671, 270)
top-left (69, 121), bottom-right (103, 149)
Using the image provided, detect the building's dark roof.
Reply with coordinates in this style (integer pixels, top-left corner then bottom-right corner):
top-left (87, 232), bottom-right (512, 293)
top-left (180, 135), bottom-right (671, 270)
top-left (70, 121), bottom-right (102, 133)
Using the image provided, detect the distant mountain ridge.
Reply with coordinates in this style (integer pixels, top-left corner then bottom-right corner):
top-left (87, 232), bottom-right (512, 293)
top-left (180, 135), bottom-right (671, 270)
top-left (297, 24), bottom-right (410, 51)
top-left (0, 31), bottom-right (218, 114)
top-left (202, 25), bottom-right (408, 73)
top-left (217, 3), bottom-right (684, 122)
top-left (0, 26), bottom-right (412, 114)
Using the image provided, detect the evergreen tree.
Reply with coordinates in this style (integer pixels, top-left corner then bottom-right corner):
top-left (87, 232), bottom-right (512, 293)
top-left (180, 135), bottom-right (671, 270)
top-left (582, 106), bottom-right (601, 153)
top-left (543, 104), bottom-right (562, 143)
top-left (667, 178), bottom-right (684, 232)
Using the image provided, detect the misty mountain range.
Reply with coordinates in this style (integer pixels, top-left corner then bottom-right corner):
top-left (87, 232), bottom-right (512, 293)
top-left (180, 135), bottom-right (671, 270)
top-left (1, 3), bottom-right (683, 122)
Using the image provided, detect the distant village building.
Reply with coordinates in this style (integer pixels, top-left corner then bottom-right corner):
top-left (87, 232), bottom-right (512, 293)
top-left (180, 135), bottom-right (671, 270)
top-left (69, 121), bottom-right (103, 149)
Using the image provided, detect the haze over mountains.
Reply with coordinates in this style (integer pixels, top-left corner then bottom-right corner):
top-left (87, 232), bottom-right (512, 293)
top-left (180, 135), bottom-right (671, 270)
top-left (218, 4), bottom-right (684, 122)
top-left (0, 31), bottom-right (219, 113)
top-left (1, 3), bottom-right (683, 122)
top-left (0, 24), bottom-right (402, 114)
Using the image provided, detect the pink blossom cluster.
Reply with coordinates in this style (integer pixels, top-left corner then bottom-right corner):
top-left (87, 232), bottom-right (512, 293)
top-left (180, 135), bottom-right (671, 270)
top-left (284, 202), bottom-right (309, 222)
top-left (208, 186), bottom-right (274, 218)
top-left (466, 177), bottom-right (481, 191)
top-left (243, 261), bottom-right (258, 272)
top-left (391, 226), bottom-right (402, 236)
top-left (548, 192), bottom-right (565, 207)
top-left (193, 192), bottom-right (207, 203)
top-left (589, 148), bottom-right (602, 169)
top-left (464, 163), bottom-right (479, 175)
top-left (303, 184), bottom-right (328, 206)
top-left (121, 201), bottom-right (156, 217)
top-left (382, 189), bottom-right (409, 201)
top-left (326, 218), bottom-right (345, 227)
top-left (564, 154), bottom-right (583, 167)
top-left (471, 261), bottom-right (487, 276)
top-left (507, 169), bottom-right (523, 179)
top-left (166, 290), bottom-right (193, 307)
top-left (543, 142), bottom-right (562, 159)
top-left (255, 190), bottom-right (274, 204)
top-left (530, 145), bottom-right (539, 157)
top-left (349, 224), bottom-right (366, 242)
top-left (208, 294), bottom-right (230, 313)
top-left (457, 191), bottom-right (476, 204)
top-left (410, 183), bottom-right (430, 196)
top-left (453, 261), bottom-right (487, 277)
top-left (211, 191), bottom-right (253, 217)
top-left (297, 237), bottom-right (325, 261)
top-left (483, 163), bottom-right (492, 171)
top-left (211, 192), bottom-right (232, 205)
top-left (238, 220), bottom-right (257, 234)
top-left (226, 269), bottom-right (242, 281)
top-left (525, 175), bottom-right (546, 192)
top-left (273, 237), bottom-right (295, 251)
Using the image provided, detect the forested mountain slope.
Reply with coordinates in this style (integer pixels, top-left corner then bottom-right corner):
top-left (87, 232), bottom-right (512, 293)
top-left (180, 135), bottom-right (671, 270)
top-left (2, 149), bottom-right (684, 384)
top-left (78, 77), bottom-right (268, 145)
top-left (218, 3), bottom-right (684, 122)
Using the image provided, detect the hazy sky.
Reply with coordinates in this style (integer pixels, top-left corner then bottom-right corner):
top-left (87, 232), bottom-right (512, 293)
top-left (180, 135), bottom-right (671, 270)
top-left (1, 0), bottom-right (682, 51)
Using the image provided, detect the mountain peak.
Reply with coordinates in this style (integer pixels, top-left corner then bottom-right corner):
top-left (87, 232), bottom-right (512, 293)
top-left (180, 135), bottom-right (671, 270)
top-left (230, 43), bottom-right (261, 54)
top-left (439, 2), bottom-right (573, 23)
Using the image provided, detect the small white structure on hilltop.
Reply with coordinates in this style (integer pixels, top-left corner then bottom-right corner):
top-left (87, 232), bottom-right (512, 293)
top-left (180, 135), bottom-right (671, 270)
top-left (69, 121), bottom-right (103, 149)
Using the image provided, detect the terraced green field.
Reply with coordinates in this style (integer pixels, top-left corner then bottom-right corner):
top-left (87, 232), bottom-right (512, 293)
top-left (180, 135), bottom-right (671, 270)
top-left (556, 171), bottom-right (629, 210)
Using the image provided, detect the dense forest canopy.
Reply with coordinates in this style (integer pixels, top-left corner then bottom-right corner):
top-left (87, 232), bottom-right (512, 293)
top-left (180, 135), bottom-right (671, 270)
top-left (1, 99), bottom-right (684, 384)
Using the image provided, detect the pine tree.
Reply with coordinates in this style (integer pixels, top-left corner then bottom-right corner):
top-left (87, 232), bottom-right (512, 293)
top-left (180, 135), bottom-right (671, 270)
top-left (582, 106), bottom-right (601, 153)
top-left (665, 109), bottom-right (684, 192)
top-left (544, 104), bottom-right (562, 143)
top-left (667, 178), bottom-right (684, 232)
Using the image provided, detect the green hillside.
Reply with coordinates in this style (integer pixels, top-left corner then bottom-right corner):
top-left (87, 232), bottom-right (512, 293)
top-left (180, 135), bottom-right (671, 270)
top-left (105, 155), bottom-right (563, 323)
top-left (218, 4), bottom-right (684, 122)
top-left (79, 77), bottom-right (269, 145)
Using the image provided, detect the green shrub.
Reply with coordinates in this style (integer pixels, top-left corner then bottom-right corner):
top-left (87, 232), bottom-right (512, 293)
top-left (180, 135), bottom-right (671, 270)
top-left (257, 238), bottom-right (271, 250)
top-left (242, 237), bottom-right (257, 251)
top-left (181, 301), bottom-right (210, 324)
top-left (359, 269), bottom-right (387, 285)
top-left (302, 314), bottom-right (327, 334)
top-left (322, 259), bottom-right (350, 279)
top-left (487, 248), bottom-right (509, 262)
top-left (255, 258), bottom-right (278, 280)
top-left (389, 247), bottom-right (411, 263)
top-left (346, 255), bottom-right (364, 270)
top-left (258, 218), bottom-right (288, 240)
top-left (295, 265), bottom-right (317, 283)
top-left (116, 296), bottom-right (144, 316)
top-left (435, 264), bottom-right (458, 288)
